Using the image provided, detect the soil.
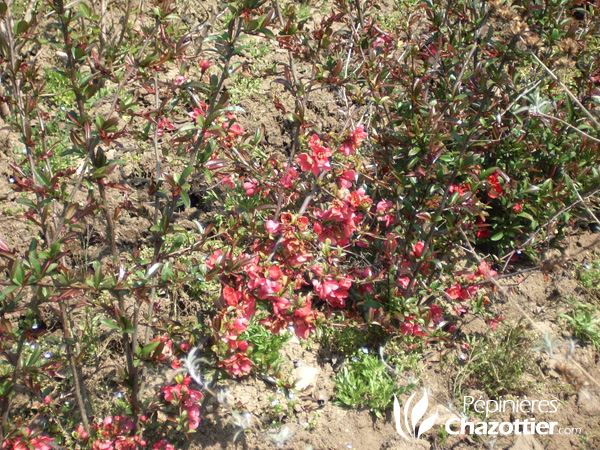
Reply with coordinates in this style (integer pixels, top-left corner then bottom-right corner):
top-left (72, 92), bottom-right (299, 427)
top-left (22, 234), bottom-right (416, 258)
top-left (0, 1), bottom-right (599, 449)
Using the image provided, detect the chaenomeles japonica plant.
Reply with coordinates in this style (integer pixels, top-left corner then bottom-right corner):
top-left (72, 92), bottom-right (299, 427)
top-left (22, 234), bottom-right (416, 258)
top-left (0, 0), bottom-right (280, 447)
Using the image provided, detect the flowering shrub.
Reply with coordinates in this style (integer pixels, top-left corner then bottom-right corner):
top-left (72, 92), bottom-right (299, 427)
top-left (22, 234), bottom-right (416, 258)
top-left (0, 0), bottom-right (599, 446)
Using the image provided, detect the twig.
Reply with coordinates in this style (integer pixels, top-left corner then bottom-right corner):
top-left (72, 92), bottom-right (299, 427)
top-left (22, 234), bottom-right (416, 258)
top-left (524, 42), bottom-right (600, 131)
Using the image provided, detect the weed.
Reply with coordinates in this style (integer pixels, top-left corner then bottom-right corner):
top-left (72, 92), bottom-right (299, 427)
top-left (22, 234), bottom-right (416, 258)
top-left (228, 73), bottom-right (263, 103)
top-left (241, 324), bottom-right (290, 374)
top-left (334, 351), bottom-right (412, 418)
top-left (560, 303), bottom-right (600, 351)
top-left (576, 258), bottom-right (600, 296)
top-left (454, 324), bottom-right (535, 397)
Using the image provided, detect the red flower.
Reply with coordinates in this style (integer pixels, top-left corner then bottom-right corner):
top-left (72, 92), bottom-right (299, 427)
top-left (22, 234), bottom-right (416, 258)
top-left (411, 241), bottom-right (425, 258)
top-left (153, 440), bottom-right (175, 450)
top-left (312, 275), bottom-right (352, 308)
top-left (297, 134), bottom-right (332, 176)
top-left (199, 60), bottom-right (212, 74)
top-left (487, 315), bottom-right (503, 331)
top-left (401, 316), bottom-right (424, 336)
top-left (512, 202), bottom-right (523, 213)
top-left (268, 265), bottom-right (282, 280)
top-left (218, 353), bottom-right (252, 377)
top-left (476, 260), bottom-right (497, 279)
top-left (243, 179), bottom-right (258, 195)
top-left (398, 276), bottom-right (410, 290)
top-left (188, 104), bottom-right (207, 123)
top-left (265, 219), bottom-right (281, 234)
top-left (186, 404), bottom-right (201, 430)
top-left (445, 283), bottom-right (463, 300)
top-left (487, 172), bottom-right (503, 198)
top-left (223, 286), bottom-right (242, 306)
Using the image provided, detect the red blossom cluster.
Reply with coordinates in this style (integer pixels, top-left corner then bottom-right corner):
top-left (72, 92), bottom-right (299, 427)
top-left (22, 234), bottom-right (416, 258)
top-left (297, 134), bottom-right (333, 176)
top-left (444, 260), bottom-right (498, 313)
top-left (1, 429), bottom-right (54, 450)
top-left (91, 416), bottom-right (146, 450)
top-left (161, 376), bottom-right (203, 431)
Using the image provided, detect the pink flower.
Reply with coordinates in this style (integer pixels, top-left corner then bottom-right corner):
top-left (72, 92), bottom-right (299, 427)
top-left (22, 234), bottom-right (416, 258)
top-left (188, 105), bottom-right (207, 123)
top-left (232, 318), bottom-right (248, 333)
top-left (347, 188), bottom-right (372, 209)
top-left (376, 200), bottom-right (393, 212)
top-left (411, 241), bottom-right (425, 258)
top-left (338, 169), bottom-right (355, 188)
top-left (218, 353), bottom-right (252, 377)
top-left (199, 60), bottom-right (212, 74)
top-left (243, 179), bottom-right (258, 195)
top-left (398, 276), bottom-right (410, 289)
top-left (92, 441), bottom-right (115, 450)
top-left (161, 384), bottom-right (180, 403)
top-left (487, 315), bottom-right (503, 331)
top-left (272, 296), bottom-right (291, 315)
top-left (265, 219), bottom-right (281, 234)
top-left (338, 140), bottom-right (355, 156)
top-left (268, 265), bottom-right (282, 280)
top-left (75, 424), bottom-right (90, 440)
top-left (298, 134), bottom-right (332, 176)
top-left (174, 76), bottom-right (187, 86)
top-left (476, 260), bottom-right (497, 279)
top-left (221, 175), bottom-right (236, 189)
top-left (226, 123), bottom-right (244, 136)
top-left (313, 275), bottom-right (352, 308)
top-left (186, 404), bottom-right (201, 430)
top-left (280, 167), bottom-right (298, 188)
top-left (151, 334), bottom-right (173, 362)
top-left (153, 440), bottom-right (175, 450)
top-left (297, 153), bottom-right (314, 173)
top-left (349, 125), bottom-right (367, 147)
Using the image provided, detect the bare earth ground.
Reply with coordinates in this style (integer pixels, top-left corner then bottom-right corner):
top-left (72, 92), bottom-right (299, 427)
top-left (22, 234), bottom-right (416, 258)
top-left (1, 0), bottom-right (599, 448)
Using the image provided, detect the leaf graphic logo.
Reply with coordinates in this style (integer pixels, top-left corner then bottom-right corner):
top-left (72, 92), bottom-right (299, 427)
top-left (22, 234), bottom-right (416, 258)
top-left (394, 389), bottom-right (438, 440)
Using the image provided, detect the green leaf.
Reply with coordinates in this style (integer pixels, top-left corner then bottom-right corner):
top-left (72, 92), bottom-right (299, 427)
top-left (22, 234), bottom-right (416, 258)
top-left (138, 340), bottom-right (162, 358)
top-left (491, 231), bottom-right (504, 241)
top-left (180, 166), bottom-right (194, 182)
top-left (101, 319), bottom-right (121, 331)
top-left (256, 28), bottom-right (275, 40)
top-left (12, 263), bottom-right (24, 286)
top-left (180, 191), bottom-right (191, 209)
top-left (32, 167), bottom-right (51, 187)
